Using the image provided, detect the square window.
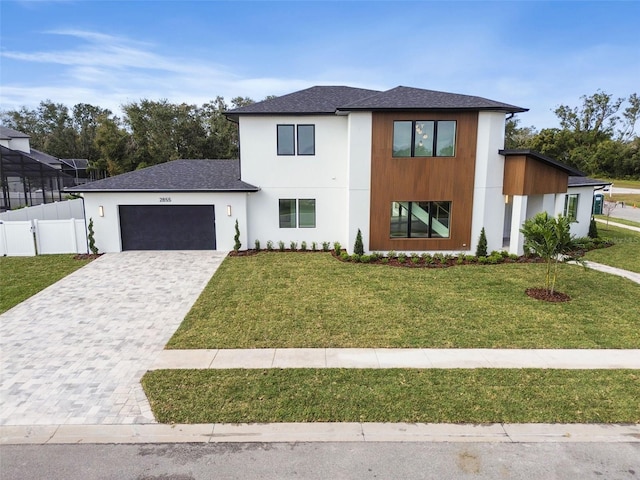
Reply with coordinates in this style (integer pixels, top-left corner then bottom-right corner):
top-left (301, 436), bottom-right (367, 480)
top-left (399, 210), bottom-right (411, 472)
top-left (297, 125), bottom-right (315, 155)
top-left (277, 125), bottom-right (295, 155)
top-left (298, 199), bottom-right (316, 228)
top-left (279, 199), bottom-right (296, 228)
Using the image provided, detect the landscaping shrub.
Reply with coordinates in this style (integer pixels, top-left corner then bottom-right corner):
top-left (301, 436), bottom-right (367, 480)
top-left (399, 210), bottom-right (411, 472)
top-left (254, 239), bottom-right (261, 251)
top-left (87, 217), bottom-right (99, 255)
top-left (333, 241), bottom-right (342, 255)
top-left (300, 241), bottom-right (307, 251)
top-left (476, 227), bottom-right (488, 257)
top-left (233, 220), bottom-right (241, 252)
top-left (322, 242), bottom-right (331, 252)
top-left (354, 229), bottom-right (364, 256)
top-left (278, 241), bottom-right (285, 252)
top-left (290, 241), bottom-right (298, 251)
top-left (266, 240), bottom-right (274, 251)
top-left (588, 217), bottom-right (599, 239)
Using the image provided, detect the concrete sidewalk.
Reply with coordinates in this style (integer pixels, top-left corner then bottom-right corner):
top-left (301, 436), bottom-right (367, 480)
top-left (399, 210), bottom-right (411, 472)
top-left (151, 348), bottom-right (640, 370)
top-left (2, 422), bottom-right (639, 445)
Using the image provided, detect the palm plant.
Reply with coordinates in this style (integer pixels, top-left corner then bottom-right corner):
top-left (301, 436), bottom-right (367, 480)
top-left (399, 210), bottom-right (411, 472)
top-left (520, 213), bottom-right (582, 295)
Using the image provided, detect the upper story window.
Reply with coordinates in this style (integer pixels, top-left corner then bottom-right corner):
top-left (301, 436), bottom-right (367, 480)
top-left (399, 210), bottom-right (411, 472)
top-left (277, 124), bottom-right (315, 156)
top-left (392, 120), bottom-right (456, 157)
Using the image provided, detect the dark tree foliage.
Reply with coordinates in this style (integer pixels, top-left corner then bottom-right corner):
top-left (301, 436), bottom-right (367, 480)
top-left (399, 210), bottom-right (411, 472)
top-left (1, 95), bottom-right (257, 177)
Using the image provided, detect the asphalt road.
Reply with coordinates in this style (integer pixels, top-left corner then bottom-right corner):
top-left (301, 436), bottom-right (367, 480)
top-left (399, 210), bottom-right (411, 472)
top-left (1, 442), bottom-right (639, 479)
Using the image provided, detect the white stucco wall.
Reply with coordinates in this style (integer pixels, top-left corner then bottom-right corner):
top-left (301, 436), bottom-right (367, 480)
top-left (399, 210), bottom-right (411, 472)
top-left (346, 112), bottom-right (373, 253)
top-left (471, 111), bottom-right (508, 254)
top-left (81, 191), bottom-right (249, 252)
top-left (239, 115), bottom-right (350, 247)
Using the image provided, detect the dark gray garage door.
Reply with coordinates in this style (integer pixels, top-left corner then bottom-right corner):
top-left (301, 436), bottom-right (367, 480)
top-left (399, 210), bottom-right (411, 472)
top-left (119, 205), bottom-right (216, 250)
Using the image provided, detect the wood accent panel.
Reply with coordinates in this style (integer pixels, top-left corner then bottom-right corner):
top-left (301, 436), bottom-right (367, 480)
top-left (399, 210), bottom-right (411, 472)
top-left (369, 111), bottom-right (478, 251)
top-left (503, 155), bottom-right (568, 195)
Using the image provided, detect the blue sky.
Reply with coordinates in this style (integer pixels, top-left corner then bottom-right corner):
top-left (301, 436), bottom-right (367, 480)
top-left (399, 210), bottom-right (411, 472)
top-left (1, 1), bottom-right (638, 130)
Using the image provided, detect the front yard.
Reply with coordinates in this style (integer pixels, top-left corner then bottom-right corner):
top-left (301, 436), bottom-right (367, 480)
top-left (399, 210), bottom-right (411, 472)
top-left (167, 252), bottom-right (640, 349)
top-left (585, 224), bottom-right (640, 273)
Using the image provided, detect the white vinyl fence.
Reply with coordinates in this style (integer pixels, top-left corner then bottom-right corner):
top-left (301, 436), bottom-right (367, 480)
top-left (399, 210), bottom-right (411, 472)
top-left (0, 218), bottom-right (88, 256)
top-left (0, 198), bottom-right (84, 221)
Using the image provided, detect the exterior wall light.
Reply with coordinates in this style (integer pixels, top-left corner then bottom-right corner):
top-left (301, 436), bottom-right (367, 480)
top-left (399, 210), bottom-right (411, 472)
top-left (98, 205), bottom-right (104, 217)
top-left (226, 205), bottom-right (232, 216)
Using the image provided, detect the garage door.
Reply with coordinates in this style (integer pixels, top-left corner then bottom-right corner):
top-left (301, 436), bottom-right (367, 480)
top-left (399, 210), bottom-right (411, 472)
top-left (119, 205), bottom-right (216, 250)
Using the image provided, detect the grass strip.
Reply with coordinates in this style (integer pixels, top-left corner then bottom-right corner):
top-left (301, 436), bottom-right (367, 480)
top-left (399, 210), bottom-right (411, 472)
top-left (585, 224), bottom-right (640, 273)
top-left (142, 369), bottom-right (640, 424)
top-left (594, 215), bottom-right (640, 229)
top-left (0, 255), bottom-right (92, 314)
top-left (167, 253), bottom-right (640, 349)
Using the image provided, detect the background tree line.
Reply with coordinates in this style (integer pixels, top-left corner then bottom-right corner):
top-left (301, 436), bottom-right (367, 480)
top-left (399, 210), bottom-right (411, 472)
top-left (2, 90), bottom-right (639, 179)
top-left (1, 96), bottom-right (253, 177)
top-left (506, 91), bottom-right (639, 179)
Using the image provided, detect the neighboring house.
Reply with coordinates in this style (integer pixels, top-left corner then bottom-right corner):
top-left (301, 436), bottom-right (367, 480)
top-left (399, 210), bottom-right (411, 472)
top-left (0, 126), bottom-right (79, 210)
top-left (67, 85), bottom-right (605, 253)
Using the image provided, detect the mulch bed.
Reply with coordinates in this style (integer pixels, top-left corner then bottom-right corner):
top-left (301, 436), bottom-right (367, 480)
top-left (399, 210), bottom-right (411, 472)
top-left (73, 253), bottom-right (103, 260)
top-left (525, 287), bottom-right (571, 302)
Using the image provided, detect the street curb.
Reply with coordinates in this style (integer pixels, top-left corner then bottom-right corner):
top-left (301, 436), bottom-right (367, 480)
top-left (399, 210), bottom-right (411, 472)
top-left (2, 423), bottom-right (639, 445)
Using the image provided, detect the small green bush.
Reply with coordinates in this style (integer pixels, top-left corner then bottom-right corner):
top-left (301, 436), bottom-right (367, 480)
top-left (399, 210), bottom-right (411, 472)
top-left (87, 217), bottom-right (98, 255)
top-left (360, 254), bottom-right (372, 263)
top-left (290, 241), bottom-right (298, 251)
top-left (340, 252), bottom-right (350, 261)
top-left (588, 217), bottom-right (599, 239)
top-left (322, 242), bottom-right (331, 252)
top-left (254, 239), bottom-right (261, 251)
top-left (387, 250), bottom-right (396, 260)
top-left (278, 241), bottom-right (285, 252)
top-left (476, 227), bottom-right (488, 257)
top-left (380, 257), bottom-right (389, 264)
top-left (397, 253), bottom-right (407, 263)
top-left (477, 256), bottom-right (488, 264)
top-left (266, 240), bottom-right (274, 251)
top-left (354, 229), bottom-right (364, 256)
top-left (311, 242), bottom-right (317, 251)
top-left (300, 241), bottom-right (307, 251)
top-left (334, 242), bottom-right (342, 255)
top-left (233, 220), bottom-right (241, 252)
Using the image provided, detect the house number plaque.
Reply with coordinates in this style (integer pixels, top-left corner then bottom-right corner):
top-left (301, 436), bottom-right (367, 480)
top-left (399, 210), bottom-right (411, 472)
top-left (160, 197), bottom-right (172, 203)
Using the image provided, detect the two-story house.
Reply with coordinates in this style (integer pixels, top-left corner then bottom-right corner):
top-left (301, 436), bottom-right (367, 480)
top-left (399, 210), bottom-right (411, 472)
top-left (69, 85), bottom-right (602, 254)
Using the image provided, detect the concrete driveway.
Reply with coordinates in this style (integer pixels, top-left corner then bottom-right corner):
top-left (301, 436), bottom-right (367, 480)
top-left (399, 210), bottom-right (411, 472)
top-left (0, 251), bottom-right (227, 426)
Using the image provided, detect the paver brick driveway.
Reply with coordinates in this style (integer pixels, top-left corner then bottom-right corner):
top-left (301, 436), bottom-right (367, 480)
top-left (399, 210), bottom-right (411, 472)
top-left (0, 251), bottom-right (226, 426)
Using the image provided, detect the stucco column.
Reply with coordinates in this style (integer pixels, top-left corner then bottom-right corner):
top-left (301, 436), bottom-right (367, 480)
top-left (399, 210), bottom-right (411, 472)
top-left (510, 195), bottom-right (528, 255)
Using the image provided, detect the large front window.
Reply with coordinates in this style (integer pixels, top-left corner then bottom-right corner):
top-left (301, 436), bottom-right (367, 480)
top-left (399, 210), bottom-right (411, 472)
top-left (279, 199), bottom-right (316, 228)
top-left (392, 120), bottom-right (456, 157)
top-left (390, 201), bottom-right (451, 238)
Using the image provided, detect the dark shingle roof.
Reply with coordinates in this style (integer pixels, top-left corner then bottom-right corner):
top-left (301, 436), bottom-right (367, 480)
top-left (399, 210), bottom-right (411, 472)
top-left (0, 126), bottom-right (30, 139)
top-left (568, 176), bottom-right (612, 188)
top-left (226, 86), bottom-right (381, 115)
top-left (66, 159), bottom-right (259, 192)
top-left (499, 149), bottom-right (584, 176)
top-left (226, 85), bottom-right (527, 116)
top-left (341, 86), bottom-right (528, 113)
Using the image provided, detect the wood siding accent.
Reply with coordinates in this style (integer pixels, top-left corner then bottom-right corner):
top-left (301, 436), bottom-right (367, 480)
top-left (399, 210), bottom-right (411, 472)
top-left (503, 155), bottom-right (568, 196)
top-left (369, 111), bottom-right (478, 251)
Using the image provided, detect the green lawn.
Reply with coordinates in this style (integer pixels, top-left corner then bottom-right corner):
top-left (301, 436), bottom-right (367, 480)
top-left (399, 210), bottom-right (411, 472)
top-left (602, 178), bottom-right (640, 189)
top-left (0, 255), bottom-right (92, 314)
top-left (142, 369), bottom-right (640, 424)
top-left (585, 224), bottom-right (640, 273)
top-left (167, 253), bottom-right (640, 349)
